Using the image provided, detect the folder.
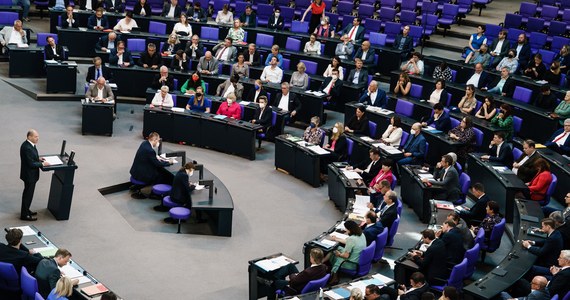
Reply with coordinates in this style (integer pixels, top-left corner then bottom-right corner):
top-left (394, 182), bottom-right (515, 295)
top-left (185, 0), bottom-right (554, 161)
top-left (81, 283), bottom-right (109, 296)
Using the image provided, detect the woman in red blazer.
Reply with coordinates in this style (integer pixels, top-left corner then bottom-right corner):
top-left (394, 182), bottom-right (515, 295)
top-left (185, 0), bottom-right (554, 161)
top-left (369, 159), bottom-right (394, 193)
top-left (527, 158), bottom-right (553, 201)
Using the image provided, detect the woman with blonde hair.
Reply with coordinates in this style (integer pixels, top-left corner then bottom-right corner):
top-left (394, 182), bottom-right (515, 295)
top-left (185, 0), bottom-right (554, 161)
top-left (47, 277), bottom-right (73, 300)
top-left (290, 62), bottom-right (309, 89)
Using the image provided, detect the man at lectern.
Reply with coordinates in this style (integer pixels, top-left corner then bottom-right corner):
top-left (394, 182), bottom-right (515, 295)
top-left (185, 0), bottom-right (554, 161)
top-left (20, 129), bottom-right (49, 221)
top-left (129, 132), bottom-right (171, 186)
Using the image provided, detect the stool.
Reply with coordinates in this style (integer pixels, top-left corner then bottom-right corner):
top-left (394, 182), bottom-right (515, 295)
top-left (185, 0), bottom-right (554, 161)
top-left (152, 184), bottom-right (172, 212)
top-left (130, 176), bottom-right (148, 199)
top-left (169, 207), bottom-right (191, 233)
top-left (162, 196), bottom-right (182, 223)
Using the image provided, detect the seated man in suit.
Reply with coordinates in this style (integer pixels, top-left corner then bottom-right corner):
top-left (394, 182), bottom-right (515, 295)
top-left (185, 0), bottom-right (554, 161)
top-left (481, 131), bottom-right (514, 167)
top-left (513, 139), bottom-right (539, 183)
top-left (397, 123), bottom-right (427, 167)
top-left (186, 2), bottom-right (207, 22)
top-left (129, 132), bottom-right (172, 186)
top-left (363, 211), bottom-right (384, 245)
top-left (85, 77), bottom-right (114, 103)
top-left (216, 74), bottom-right (244, 100)
top-left (421, 154), bottom-right (460, 201)
top-left (347, 147), bottom-right (382, 186)
top-left (422, 103), bottom-right (451, 132)
top-left (197, 51), bottom-right (219, 76)
top-left (104, 0), bottom-right (124, 12)
top-left (44, 36), bottom-right (64, 61)
top-left (109, 41), bottom-right (134, 67)
top-left (466, 63), bottom-right (490, 89)
top-left (409, 231), bottom-right (448, 286)
top-left (150, 66), bottom-right (174, 90)
top-left (447, 211), bottom-right (474, 250)
top-left (267, 7), bottom-right (284, 30)
top-left (513, 33), bottom-right (532, 74)
top-left (273, 82), bottom-right (301, 120)
top-left (393, 25), bottom-right (414, 60)
top-left (358, 80), bottom-right (386, 108)
top-left (348, 58), bottom-right (369, 86)
top-left (522, 218), bottom-right (564, 268)
top-left (548, 250), bottom-right (570, 299)
top-left (335, 34), bottom-right (354, 60)
top-left (545, 119), bottom-right (570, 156)
top-left (138, 43), bottom-right (161, 69)
top-left (484, 66), bottom-right (516, 97)
top-left (339, 17), bottom-right (365, 44)
top-left (378, 191), bottom-right (398, 231)
top-left (380, 272), bottom-right (429, 300)
top-left (458, 182), bottom-right (490, 226)
top-left (266, 248), bottom-right (328, 296)
top-left (0, 228), bottom-right (42, 274)
top-left (437, 220), bottom-right (466, 264)
top-left (212, 37), bottom-right (237, 62)
top-left (243, 43), bottom-right (260, 66)
top-left (239, 5), bottom-right (257, 28)
top-left (354, 41), bottom-right (376, 65)
top-left (61, 6), bottom-right (78, 28)
top-left (0, 20), bottom-right (28, 51)
top-left (161, 0), bottom-right (181, 18)
top-left (184, 34), bottom-right (204, 60)
top-left (550, 211), bottom-right (570, 250)
top-left (501, 276), bottom-right (550, 300)
top-left (87, 8), bottom-right (109, 31)
top-left (489, 30), bottom-right (509, 68)
top-left (95, 32), bottom-right (119, 52)
top-left (35, 249), bottom-right (78, 298)
top-left (320, 68), bottom-right (343, 105)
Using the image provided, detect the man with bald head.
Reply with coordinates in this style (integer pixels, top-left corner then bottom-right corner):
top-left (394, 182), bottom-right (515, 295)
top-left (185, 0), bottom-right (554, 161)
top-left (0, 20), bottom-right (28, 52)
top-left (86, 77), bottom-right (114, 103)
top-left (358, 80), bottom-right (386, 108)
top-left (20, 130), bottom-right (50, 221)
top-left (96, 32), bottom-right (119, 52)
top-left (502, 276), bottom-right (549, 300)
top-left (396, 123), bottom-right (427, 174)
top-left (354, 40), bottom-right (376, 65)
top-left (197, 51), bottom-right (219, 75)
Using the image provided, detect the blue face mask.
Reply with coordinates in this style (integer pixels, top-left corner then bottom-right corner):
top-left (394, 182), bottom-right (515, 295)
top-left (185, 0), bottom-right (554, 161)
top-left (310, 122), bottom-right (316, 128)
top-left (254, 85), bottom-right (260, 90)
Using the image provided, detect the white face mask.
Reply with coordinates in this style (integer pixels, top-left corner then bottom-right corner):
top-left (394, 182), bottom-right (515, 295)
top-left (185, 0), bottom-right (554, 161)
top-left (274, 13), bottom-right (280, 17)
top-left (410, 129), bottom-right (416, 135)
top-left (227, 100), bottom-right (233, 105)
top-left (259, 103), bottom-right (266, 108)
top-left (188, 170), bottom-right (194, 177)
top-left (321, 20), bottom-right (326, 25)
top-left (332, 127), bottom-right (339, 133)
top-left (332, 75), bottom-right (338, 80)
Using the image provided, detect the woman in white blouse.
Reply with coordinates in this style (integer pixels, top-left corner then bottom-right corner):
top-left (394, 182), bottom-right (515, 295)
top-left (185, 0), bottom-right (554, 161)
top-left (215, 4), bottom-right (233, 25)
top-left (323, 56), bottom-right (344, 80)
top-left (304, 33), bottom-right (321, 55)
top-left (290, 62), bottom-right (309, 89)
top-left (428, 79), bottom-right (447, 106)
top-left (381, 115), bottom-right (403, 146)
top-left (172, 13), bottom-right (192, 36)
top-left (114, 11), bottom-right (138, 32)
top-left (151, 86), bottom-right (174, 108)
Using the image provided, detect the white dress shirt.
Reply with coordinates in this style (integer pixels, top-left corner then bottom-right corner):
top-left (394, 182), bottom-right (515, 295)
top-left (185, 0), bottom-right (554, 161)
top-left (278, 93), bottom-right (289, 111)
top-left (260, 66), bottom-right (283, 83)
top-left (466, 72), bottom-right (481, 87)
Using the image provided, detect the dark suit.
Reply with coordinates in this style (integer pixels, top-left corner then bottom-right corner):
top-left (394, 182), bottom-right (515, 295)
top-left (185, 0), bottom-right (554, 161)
top-left (273, 93), bottom-right (301, 114)
top-left (86, 65), bottom-right (112, 83)
top-left (161, 42), bottom-right (182, 54)
top-left (78, 0), bottom-right (103, 10)
top-left (109, 48), bottom-right (134, 66)
top-left (354, 159), bottom-right (382, 185)
top-left (379, 204), bottom-right (398, 231)
top-left (104, 0), bottom-right (124, 12)
top-left (242, 50), bottom-right (261, 66)
top-left (245, 88), bottom-right (267, 103)
top-left (239, 12), bottom-right (258, 27)
top-left (320, 77), bottom-right (343, 101)
top-left (184, 41), bottom-right (204, 60)
top-left (133, 2), bottom-right (151, 15)
top-left (358, 89), bottom-right (386, 108)
top-left (515, 151), bottom-right (539, 183)
top-left (60, 12), bottom-right (78, 28)
top-left (399, 133), bottom-right (427, 164)
top-left (170, 170), bottom-right (195, 207)
top-left (129, 140), bottom-right (170, 184)
top-left (95, 35), bottom-right (119, 51)
top-left (393, 34), bottom-right (414, 56)
top-left (556, 222), bottom-right (570, 250)
top-left (430, 166), bottom-right (460, 201)
top-left (489, 38), bottom-right (510, 66)
top-left (547, 267), bottom-right (570, 299)
top-left (487, 76), bottom-right (515, 97)
top-left (413, 239), bottom-right (448, 285)
top-left (347, 68), bottom-right (369, 86)
top-left (20, 140), bottom-right (42, 218)
top-left (87, 15), bottom-right (109, 30)
top-left (35, 258), bottom-right (60, 298)
top-left (0, 243), bottom-right (42, 274)
top-left (138, 51), bottom-right (162, 67)
top-left (340, 24), bottom-right (365, 44)
top-left (363, 222), bottom-right (384, 245)
top-left (528, 230), bottom-right (564, 267)
top-left (488, 142), bottom-right (514, 167)
top-left (354, 48), bottom-right (376, 65)
top-left (426, 110), bottom-right (451, 132)
top-left (267, 14), bottom-right (284, 30)
top-left (381, 282), bottom-right (429, 300)
top-left (150, 74), bottom-right (174, 90)
top-left (441, 227), bottom-right (466, 264)
top-left (288, 264), bottom-right (328, 294)
top-left (460, 194), bottom-right (490, 226)
top-left (253, 107), bottom-right (272, 129)
top-left (512, 42), bottom-right (532, 72)
top-left (44, 44), bottom-right (64, 61)
top-left (468, 70), bottom-right (490, 89)
top-left (186, 7), bottom-right (207, 22)
top-left (545, 129), bottom-right (570, 156)
top-left (161, 3), bottom-right (181, 17)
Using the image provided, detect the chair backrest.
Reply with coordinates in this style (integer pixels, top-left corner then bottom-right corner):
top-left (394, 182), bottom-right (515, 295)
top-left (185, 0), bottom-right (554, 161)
top-left (285, 37), bottom-right (301, 52)
top-left (562, 290), bottom-right (570, 300)
top-left (201, 27), bottom-right (219, 40)
top-left (529, 32), bottom-right (547, 51)
top-left (512, 147), bottom-right (523, 161)
top-left (450, 117), bottom-right (460, 129)
top-left (410, 84), bottom-right (423, 99)
top-left (337, 1), bottom-right (354, 15)
top-left (365, 18), bottom-right (382, 34)
top-left (538, 49), bottom-right (556, 66)
top-left (400, 10), bottom-right (417, 26)
top-left (37, 33), bottom-right (58, 46)
top-left (0, 11), bottom-right (18, 26)
top-left (127, 38), bottom-right (146, 52)
top-left (486, 218), bottom-right (506, 252)
top-left (391, 174), bottom-right (397, 190)
top-left (387, 216), bottom-right (400, 246)
top-left (346, 138), bottom-right (354, 158)
top-left (21, 266), bottom-right (38, 300)
top-left (485, 24), bottom-right (501, 41)
top-left (472, 127), bottom-right (483, 147)
top-left (519, 2), bottom-right (537, 18)
top-left (551, 36), bottom-right (570, 53)
top-left (526, 18), bottom-right (545, 34)
top-left (291, 20), bottom-right (309, 33)
top-left (542, 173), bottom-right (558, 206)
top-left (355, 240), bottom-right (376, 276)
top-left (381, 0), bottom-right (396, 7)
top-left (464, 243), bottom-right (480, 279)
top-left (35, 293), bottom-right (45, 300)
top-left (300, 273), bottom-right (330, 294)
top-left (541, 5), bottom-right (559, 21)
top-left (270, 111), bottom-right (277, 127)
top-left (447, 258), bottom-right (468, 290)
top-left (441, 4), bottom-right (459, 19)
top-left (504, 13), bottom-right (522, 29)
top-left (513, 86), bottom-right (532, 104)
top-left (455, 162), bottom-right (463, 174)
top-left (373, 228), bottom-right (389, 262)
top-left (0, 262), bottom-right (19, 291)
top-left (358, 4), bottom-right (375, 18)
top-left (552, 295), bottom-right (559, 300)
top-left (379, 7), bottom-right (397, 22)
top-left (369, 32), bottom-right (387, 47)
top-left (396, 199), bottom-right (403, 215)
top-left (395, 99), bottom-right (414, 117)
top-left (513, 116), bottom-right (522, 135)
top-left (300, 60), bottom-right (318, 75)
top-left (474, 227), bottom-right (485, 247)
top-left (369, 121), bottom-right (377, 138)
top-left (281, 58), bottom-right (290, 71)
top-left (400, 131), bottom-right (409, 148)
top-left (384, 21), bottom-right (402, 38)
top-left (256, 33), bottom-right (274, 48)
top-left (149, 21), bottom-right (167, 35)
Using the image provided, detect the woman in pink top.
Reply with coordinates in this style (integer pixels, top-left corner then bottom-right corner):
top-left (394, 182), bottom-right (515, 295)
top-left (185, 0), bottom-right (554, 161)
top-left (369, 159), bottom-right (394, 192)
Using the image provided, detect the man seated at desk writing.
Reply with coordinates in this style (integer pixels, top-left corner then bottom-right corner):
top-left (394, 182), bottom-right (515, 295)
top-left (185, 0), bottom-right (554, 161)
top-left (150, 86), bottom-right (174, 108)
top-left (346, 147), bottom-right (382, 186)
top-left (420, 154), bottom-right (460, 202)
top-left (358, 80), bottom-right (386, 108)
top-left (109, 41), bottom-right (134, 67)
top-left (86, 77), bottom-right (114, 103)
top-left (95, 32), bottom-right (119, 53)
top-left (421, 103), bottom-right (451, 132)
top-left (44, 36), bottom-right (64, 61)
top-left (408, 230), bottom-right (447, 286)
top-left (481, 131), bottom-right (514, 167)
top-left (380, 272), bottom-right (429, 300)
top-left (457, 182), bottom-right (490, 227)
top-left (138, 43), bottom-right (161, 69)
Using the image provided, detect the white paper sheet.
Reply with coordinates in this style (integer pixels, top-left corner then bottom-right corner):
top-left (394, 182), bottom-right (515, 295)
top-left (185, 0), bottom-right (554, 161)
top-left (11, 226), bottom-right (35, 236)
top-left (306, 145), bottom-right (330, 155)
top-left (341, 169), bottom-right (362, 179)
top-left (43, 156), bottom-right (63, 165)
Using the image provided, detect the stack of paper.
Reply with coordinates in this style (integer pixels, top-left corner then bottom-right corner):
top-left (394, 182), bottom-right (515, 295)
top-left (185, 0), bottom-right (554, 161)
top-left (59, 264), bottom-right (91, 284)
top-left (324, 288), bottom-right (351, 300)
top-left (354, 195), bottom-right (370, 208)
top-left (239, 101), bottom-right (251, 105)
top-left (341, 169), bottom-right (362, 179)
top-left (171, 107), bottom-right (184, 112)
top-left (378, 109), bottom-right (393, 115)
top-left (330, 231), bottom-right (349, 240)
top-left (361, 136), bottom-right (374, 142)
top-left (35, 246), bottom-right (58, 257)
top-left (254, 255), bottom-right (294, 272)
top-left (315, 238), bottom-right (337, 249)
top-left (306, 145), bottom-right (330, 155)
top-left (11, 226), bottom-right (35, 236)
top-left (43, 156), bottom-right (63, 166)
top-left (417, 173), bottom-right (434, 180)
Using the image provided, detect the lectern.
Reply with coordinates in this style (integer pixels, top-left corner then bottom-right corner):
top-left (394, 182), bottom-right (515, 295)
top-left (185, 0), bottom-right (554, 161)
top-left (41, 144), bottom-right (78, 220)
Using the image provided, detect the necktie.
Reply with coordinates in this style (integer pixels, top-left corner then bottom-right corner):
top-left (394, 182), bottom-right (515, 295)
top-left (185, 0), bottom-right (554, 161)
top-left (217, 47), bottom-right (226, 60)
top-left (348, 26), bottom-right (356, 40)
top-left (553, 132), bottom-right (568, 143)
top-left (96, 68), bottom-right (101, 80)
top-left (380, 205), bottom-right (388, 216)
top-left (206, 61), bottom-right (210, 70)
top-left (327, 81), bottom-right (334, 94)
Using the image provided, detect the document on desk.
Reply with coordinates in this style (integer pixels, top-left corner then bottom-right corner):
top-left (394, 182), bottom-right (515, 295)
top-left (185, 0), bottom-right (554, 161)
top-left (59, 264), bottom-right (90, 284)
top-left (342, 169), bottom-right (362, 179)
top-left (11, 226), bottom-right (35, 236)
top-left (286, 136), bottom-right (303, 142)
top-left (325, 288), bottom-right (351, 299)
top-left (417, 173), bottom-right (434, 180)
top-left (336, 221), bottom-right (346, 231)
top-left (194, 184), bottom-right (206, 190)
top-left (171, 107), bottom-right (185, 113)
top-left (35, 246), bottom-right (58, 257)
top-left (43, 156), bottom-right (63, 166)
top-left (65, 61), bottom-right (77, 66)
top-left (355, 195), bottom-right (370, 208)
top-left (45, 59), bottom-right (57, 64)
top-left (213, 115), bottom-right (227, 120)
top-left (377, 143), bottom-right (403, 154)
top-left (239, 101), bottom-right (250, 105)
top-left (254, 255), bottom-right (295, 272)
top-left (330, 231), bottom-right (349, 240)
top-left (360, 136), bottom-right (375, 142)
top-left (306, 145), bottom-right (330, 155)
top-left (315, 238), bottom-right (337, 249)
top-left (350, 277), bottom-right (385, 293)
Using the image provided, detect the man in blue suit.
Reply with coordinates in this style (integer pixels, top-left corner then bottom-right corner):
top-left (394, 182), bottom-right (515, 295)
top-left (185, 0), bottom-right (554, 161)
top-left (363, 211), bottom-right (384, 245)
top-left (545, 119), bottom-right (570, 156)
top-left (422, 103), bottom-right (451, 132)
top-left (397, 123), bottom-right (426, 166)
top-left (359, 80), bottom-right (386, 108)
top-left (523, 218), bottom-right (564, 268)
top-left (109, 40), bottom-right (134, 67)
top-left (481, 131), bottom-right (514, 167)
top-left (354, 41), bottom-right (376, 65)
top-left (129, 132), bottom-right (171, 185)
top-left (339, 17), bottom-right (365, 44)
top-left (87, 8), bottom-right (109, 31)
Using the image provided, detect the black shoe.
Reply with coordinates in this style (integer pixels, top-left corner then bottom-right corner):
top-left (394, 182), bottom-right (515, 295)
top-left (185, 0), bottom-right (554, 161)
top-left (29, 211), bottom-right (37, 216)
top-left (20, 215), bottom-right (37, 221)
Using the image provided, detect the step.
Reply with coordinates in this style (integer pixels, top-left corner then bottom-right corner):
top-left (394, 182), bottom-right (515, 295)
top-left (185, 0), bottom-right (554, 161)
top-left (424, 34), bottom-right (465, 53)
